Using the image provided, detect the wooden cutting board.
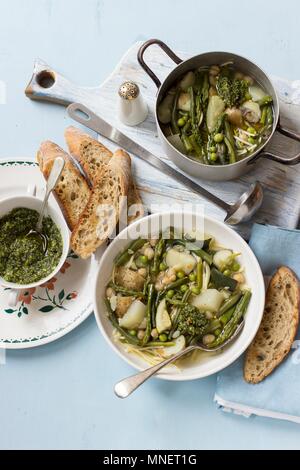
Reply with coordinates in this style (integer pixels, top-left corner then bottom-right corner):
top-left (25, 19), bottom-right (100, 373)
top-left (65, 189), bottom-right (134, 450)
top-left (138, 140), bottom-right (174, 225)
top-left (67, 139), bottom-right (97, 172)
top-left (25, 42), bottom-right (300, 238)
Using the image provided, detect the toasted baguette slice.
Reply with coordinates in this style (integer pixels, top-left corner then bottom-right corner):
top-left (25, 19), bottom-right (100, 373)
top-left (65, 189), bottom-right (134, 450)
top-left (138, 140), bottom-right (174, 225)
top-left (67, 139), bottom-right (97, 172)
top-left (65, 126), bottom-right (144, 223)
top-left (244, 266), bottom-right (300, 384)
top-left (37, 141), bottom-right (91, 230)
top-left (70, 149), bottom-right (131, 258)
top-left (64, 126), bottom-right (111, 178)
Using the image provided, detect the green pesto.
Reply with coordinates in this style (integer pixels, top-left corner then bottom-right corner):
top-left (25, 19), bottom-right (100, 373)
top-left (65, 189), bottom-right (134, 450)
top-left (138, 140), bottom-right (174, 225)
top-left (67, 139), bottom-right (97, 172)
top-left (0, 207), bottom-right (63, 284)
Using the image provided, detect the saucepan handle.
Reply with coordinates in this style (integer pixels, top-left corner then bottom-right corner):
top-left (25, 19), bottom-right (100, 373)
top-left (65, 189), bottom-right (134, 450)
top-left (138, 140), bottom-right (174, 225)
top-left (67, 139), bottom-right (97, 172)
top-left (249, 123), bottom-right (300, 166)
top-left (138, 39), bottom-right (183, 88)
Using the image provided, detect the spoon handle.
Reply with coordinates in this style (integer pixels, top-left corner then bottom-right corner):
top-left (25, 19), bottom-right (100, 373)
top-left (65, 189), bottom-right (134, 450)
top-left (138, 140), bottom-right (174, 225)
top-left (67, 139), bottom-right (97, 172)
top-left (37, 157), bottom-right (65, 231)
top-left (114, 345), bottom-right (197, 398)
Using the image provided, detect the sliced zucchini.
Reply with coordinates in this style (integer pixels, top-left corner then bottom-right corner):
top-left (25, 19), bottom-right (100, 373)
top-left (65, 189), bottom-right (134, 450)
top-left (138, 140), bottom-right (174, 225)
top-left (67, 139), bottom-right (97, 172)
top-left (156, 299), bottom-right (172, 334)
top-left (206, 95), bottom-right (225, 132)
top-left (163, 335), bottom-right (186, 357)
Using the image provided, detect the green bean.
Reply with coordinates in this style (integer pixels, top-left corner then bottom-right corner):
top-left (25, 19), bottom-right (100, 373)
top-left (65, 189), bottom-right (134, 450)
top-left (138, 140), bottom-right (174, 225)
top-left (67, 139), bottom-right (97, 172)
top-left (266, 105), bottom-right (273, 125)
top-left (142, 284), bottom-right (155, 346)
top-left (224, 136), bottom-right (236, 164)
top-left (260, 106), bottom-right (268, 126)
top-left (224, 118), bottom-right (235, 148)
top-left (258, 95), bottom-right (273, 107)
top-left (114, 238), bottom-right (147, 266)
top-left (189, 134), bottom-right (203, 158)
top-left (208, 290), bottom-right (251, 348)
top-left (104, 299), bottom-right (141, 346)
top-left (218, 292), bottom-right (242, 317)
top-left (206, 318), bottom-right (222, 333)
top-left (171, 89), bottom-right (180, 134)
top-left (189, 86), bottom-right (196, 129)
top-left (168, 288), bottom-right (191, 339)
top-left (193, 248), bottom-right (213, 265)
top-left (183, 118), bottom-right (191, 133)
top-left (108, 282), bottom-right (144, 298)
top-left (151, 237), bottom-right (165, 274)
top-left (181, 133), bottom-right (193, 153)
top-left (201, 72), bottom-right (209, 107)
top-left (166, 298), bottom-right (188, 306)
top-left (146, 341), bottom-right (175, 347)
top-left (219, 306), bottom-right (235, 326)
top-left (197, 259), bottom-right (203, 289)
top-left (165, 277), bottom-right (189, 292)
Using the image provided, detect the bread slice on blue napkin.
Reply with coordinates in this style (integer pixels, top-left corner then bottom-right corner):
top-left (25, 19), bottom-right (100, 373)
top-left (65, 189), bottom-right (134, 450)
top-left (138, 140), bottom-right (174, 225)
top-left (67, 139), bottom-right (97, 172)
top-left (215, 224), bottom-right (300, 424)
top-left (244, 266), bottom-right (300, 384)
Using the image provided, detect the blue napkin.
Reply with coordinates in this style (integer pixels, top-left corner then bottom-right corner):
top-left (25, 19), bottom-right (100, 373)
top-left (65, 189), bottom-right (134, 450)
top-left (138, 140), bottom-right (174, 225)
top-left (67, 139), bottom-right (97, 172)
top-left (214, 223), bottom-right (300, 424)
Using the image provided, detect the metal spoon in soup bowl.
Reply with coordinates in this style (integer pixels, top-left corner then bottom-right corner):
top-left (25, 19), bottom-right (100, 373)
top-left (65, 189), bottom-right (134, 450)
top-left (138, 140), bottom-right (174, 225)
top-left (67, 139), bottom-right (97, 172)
top-left (114, 319), bottom-right (244, 398)
top-left (26, 156), bottom-right (65, 253)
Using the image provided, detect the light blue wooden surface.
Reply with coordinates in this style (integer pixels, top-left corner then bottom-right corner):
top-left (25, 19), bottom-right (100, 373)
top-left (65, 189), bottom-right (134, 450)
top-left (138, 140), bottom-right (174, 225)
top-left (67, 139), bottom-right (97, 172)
top-left (1, 0), bottom-right (300, 450)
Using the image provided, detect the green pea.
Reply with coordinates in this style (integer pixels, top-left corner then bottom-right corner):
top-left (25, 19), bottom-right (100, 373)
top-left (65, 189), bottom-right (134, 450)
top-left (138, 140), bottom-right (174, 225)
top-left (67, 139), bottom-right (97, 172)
top-left (209, 146), bottom-right (217, 153)
top-left (248, 137), bottom-right (256, 145)
top-left (247, 127), bottom-right (256, 135)
top-left (210, 152), bottom-right (217, 162)
top-left (214, 133), bottom-right (224, 143)
top-left (180, 285), bottom-right (188, 293)
top-left (159, 262), bottom-right (167, 271)
top-left (129, 330), bottom-right (137, 336)
top-left (232, 262), bottom-right (240, 272)
top-left (159, 333), bottom-right (168, 342)
top-left (191, 286), bottom-right (200, 295)
top-left (223, 269), bottom-right (231, 276)
top-left (189, 273), bottom-right (196, 282)
top-left (176, 270), bottom-right (185, 279)
top-left (166, 289), bottom-right (175, 299)
top-left (177, 117), bottom-right (186, 127)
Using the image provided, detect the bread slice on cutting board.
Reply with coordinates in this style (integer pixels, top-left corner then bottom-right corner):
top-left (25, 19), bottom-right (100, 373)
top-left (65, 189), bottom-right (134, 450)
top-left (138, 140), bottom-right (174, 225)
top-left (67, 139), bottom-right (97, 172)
top-left (64, 126), bottom-right (144, 223)
top-left (244, 266), bottom-right (300, 384)
top-left (37, 141), bottom-right (91, 230)
top-left (70, 149), bottom-right (132, 259)
top-left (64, 126), bottom-right (112, 178)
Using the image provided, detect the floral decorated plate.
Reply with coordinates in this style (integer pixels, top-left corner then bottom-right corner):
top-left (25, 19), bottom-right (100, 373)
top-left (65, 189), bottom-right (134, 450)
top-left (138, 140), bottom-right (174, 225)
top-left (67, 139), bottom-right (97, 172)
top-left (0, 158), bottom-right (96, 349)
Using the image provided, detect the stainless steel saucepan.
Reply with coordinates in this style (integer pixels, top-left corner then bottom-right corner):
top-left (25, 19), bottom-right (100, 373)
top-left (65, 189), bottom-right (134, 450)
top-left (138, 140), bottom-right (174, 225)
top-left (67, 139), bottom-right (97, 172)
top-left (138, 39), bottom-right (300, 181)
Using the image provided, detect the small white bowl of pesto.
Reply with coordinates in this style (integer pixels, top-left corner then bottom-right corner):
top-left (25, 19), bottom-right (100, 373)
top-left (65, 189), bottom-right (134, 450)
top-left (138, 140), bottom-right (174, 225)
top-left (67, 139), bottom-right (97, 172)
top-left (0, 194), bottom-right (70, 305)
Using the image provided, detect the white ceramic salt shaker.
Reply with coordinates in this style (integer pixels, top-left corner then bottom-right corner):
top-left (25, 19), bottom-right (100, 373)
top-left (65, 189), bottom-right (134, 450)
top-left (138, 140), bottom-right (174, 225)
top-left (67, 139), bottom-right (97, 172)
top-left (118, 81), bottom-right (148, 126)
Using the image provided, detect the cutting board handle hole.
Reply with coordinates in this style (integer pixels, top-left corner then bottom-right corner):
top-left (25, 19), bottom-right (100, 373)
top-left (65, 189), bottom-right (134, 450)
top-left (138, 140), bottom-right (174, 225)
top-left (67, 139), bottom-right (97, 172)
top-left (73, 108), bottom-right (90, 121)
top-left (36, 71), bottom-right (55, 89)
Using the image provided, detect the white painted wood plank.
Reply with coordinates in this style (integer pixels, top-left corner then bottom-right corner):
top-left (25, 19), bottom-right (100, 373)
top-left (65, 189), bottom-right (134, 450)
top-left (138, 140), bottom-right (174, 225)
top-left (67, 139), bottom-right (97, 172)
top-left (42, 41), bottom-right (300, 238)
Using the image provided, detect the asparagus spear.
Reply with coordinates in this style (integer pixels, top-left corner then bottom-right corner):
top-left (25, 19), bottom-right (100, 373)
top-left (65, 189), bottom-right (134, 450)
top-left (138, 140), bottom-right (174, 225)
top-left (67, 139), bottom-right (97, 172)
top-left (224, 136), bottom-right (236, 164)
top-left (189, 85), bottom-right (196, 129)
top-left (151, 237), bottom-right (165, 274)
top-left (114, 238), bottom-right (147, 266)
top-left (171, 89), bottom-right (180, 134)
top-left (142, 283), bottom-right (155, 346)
top-left (258, 95), bottom-right (273, 107)
top-left (217, 292), bottom-right (242, 317)
top-left (108, 282), bottom-right (144, 298)
top-left (207, 290), bottom-right (251, 348)
top-left (197, 259), bottom-right (203, 289)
